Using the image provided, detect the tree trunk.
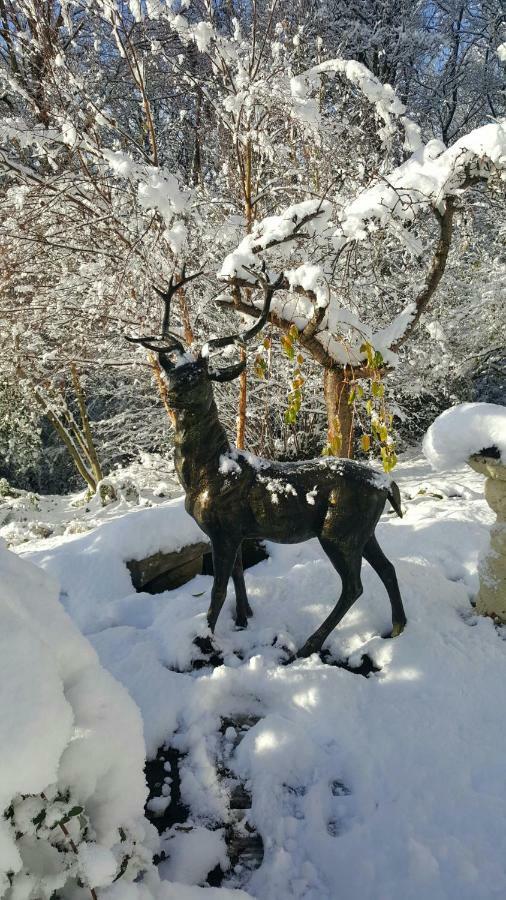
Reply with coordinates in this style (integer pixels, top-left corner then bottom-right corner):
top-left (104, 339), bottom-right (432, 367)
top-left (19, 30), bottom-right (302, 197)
top-left (236, 347), bottom-right (247, 449)
top-left (235, 139), bottom-right (254, 449)
top-left (70, 363), bottom-right (103, 486)
top-left (323, 368), bottom-right (354, 458)
top-left (149, 352), bottom-right (176, 426)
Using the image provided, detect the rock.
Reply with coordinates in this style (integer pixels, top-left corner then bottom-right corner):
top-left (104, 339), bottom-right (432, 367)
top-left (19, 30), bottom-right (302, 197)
top-left (127, 541), bottom-right (210, 593)
top-left (127, 539), bottom-right (268, 594)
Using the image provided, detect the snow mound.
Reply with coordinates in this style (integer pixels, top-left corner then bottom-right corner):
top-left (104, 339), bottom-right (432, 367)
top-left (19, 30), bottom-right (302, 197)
top-left (22, 496), bottom-right (206, 632)
top-left (0, 540), bottom-right (157, 897)
top-left (423, 402), bottom-right (506, 470)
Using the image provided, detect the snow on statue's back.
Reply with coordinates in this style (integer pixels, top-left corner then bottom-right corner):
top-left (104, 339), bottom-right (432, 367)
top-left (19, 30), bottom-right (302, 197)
top-left (423, 402), bottom-right (506, 470)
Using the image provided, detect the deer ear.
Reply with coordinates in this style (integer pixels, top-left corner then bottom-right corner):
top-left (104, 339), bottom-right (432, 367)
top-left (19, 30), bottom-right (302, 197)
top-left (158, 353), bottom-right (175, 374)
top-left (208, 360), bottom-right (246, 382)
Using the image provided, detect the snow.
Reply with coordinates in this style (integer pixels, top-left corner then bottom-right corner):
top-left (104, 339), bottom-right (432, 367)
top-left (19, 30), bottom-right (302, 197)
top-left (289, 57), bottom-right (421, 151)
top-left (220, 454), bottom-right (243, 476)
top-left (102, 880), bottom-right (251, 900)
top-left (22, 496), bottom-right (206, 630)
top-left (8, 453), bottom-right (506, 898)
top-left (371, 302), bottom-right (417, 355)
top-left (423, 402), bottom-right (506, 469)
top-left (313, 58), bottom-right (408, 138)
top-left (334, 122), bottom-right (506, 251)
top-left (219, 200), bottom-right (333, 282)
top-left (0, 454), bottom-right (183, 548)
top-left (157, 887), bottom-right (251, 900)
top-left (159, 827), bottom-right (228, 884)
top-left (256, 474), bottom-right (298, 497)
top-left (138, 167), bottom-right (190, 219)
top-left (100, 149), bottom-right (190, 226)
top-left (193, 21), bottom-right (214, 53)
top-left (78, 842), bottom-right (118, 887)
top-left (287, 264), bottom-right (328, 307)
top-left (0, 542), bottom-right (156, 896)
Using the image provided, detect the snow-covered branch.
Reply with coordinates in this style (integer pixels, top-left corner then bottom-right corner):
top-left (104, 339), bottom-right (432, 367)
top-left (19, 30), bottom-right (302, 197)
top-left (219, 121), bottom-right (506, 368)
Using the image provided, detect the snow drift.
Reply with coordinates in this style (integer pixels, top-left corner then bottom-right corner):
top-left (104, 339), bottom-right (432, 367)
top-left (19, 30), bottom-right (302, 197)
top-left (0, 540), bottom-right (157, 897)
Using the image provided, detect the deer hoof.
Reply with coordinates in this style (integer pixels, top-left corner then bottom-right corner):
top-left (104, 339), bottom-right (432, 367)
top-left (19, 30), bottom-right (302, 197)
top-left (235, 617), bottom-right (248, 629)
top-left (194, 634), bottom-right (217, 656)
top-left (391, 622), bottom-right (405, 638)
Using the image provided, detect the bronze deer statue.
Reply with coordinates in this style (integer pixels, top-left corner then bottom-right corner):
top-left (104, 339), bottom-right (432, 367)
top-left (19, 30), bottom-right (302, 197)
top-left (129, 271), bottom-right (406, 659)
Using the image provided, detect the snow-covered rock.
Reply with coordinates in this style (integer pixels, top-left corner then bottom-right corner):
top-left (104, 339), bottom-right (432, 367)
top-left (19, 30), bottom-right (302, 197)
top-left (423, 402), bottom-right (506, 469)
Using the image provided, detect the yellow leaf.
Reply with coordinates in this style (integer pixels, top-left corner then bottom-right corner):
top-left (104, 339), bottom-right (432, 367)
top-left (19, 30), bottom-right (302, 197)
top-left (361, 434), bottom-right (371, 452)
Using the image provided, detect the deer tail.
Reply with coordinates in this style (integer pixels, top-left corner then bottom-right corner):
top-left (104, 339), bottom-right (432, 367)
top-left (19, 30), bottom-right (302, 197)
top-left (387, 480), bottom-right (403, 518)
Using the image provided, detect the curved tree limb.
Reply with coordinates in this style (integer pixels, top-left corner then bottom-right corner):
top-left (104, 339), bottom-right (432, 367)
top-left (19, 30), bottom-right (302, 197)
top-left (391, 197), bottom-right (455, 352)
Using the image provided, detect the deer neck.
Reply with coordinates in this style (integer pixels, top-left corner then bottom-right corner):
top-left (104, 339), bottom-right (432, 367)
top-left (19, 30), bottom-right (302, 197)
top-left (172, 396), bottom-right (230, 493)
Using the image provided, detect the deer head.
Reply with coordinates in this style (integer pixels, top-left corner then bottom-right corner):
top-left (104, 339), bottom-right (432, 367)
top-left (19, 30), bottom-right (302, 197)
top-left (127, 268), bottom-right (283, 407)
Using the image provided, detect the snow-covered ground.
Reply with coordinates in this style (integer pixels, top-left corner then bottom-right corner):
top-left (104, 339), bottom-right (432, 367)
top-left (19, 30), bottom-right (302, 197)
top-left (0, 453), bottom-right (181, 548)
top-left (8, 452), bottom-right (506, 899)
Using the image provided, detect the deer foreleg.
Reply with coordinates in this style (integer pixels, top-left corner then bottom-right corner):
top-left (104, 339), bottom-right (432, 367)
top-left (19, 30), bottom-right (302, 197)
top-left (207, 538), bottom-right (240, 633)
top-left (232, 546), bottom-right (253, 628)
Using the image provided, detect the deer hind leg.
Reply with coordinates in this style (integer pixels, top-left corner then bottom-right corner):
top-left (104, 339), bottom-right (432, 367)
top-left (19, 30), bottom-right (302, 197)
top-left (363, 535), bottom-right (406, 636)
top-left (207, 538), bottom-right (240, 633)
top-left (297, 539), bottom-right (363, 658)
top-left (232, 545), bottom-right (253, 629)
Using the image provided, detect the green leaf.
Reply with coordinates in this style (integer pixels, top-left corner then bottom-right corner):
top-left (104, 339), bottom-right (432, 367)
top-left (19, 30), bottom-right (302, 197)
top-left (33, 809), bottom-right (46, 830)
top-left (113, 853), bottom-right (131, 883)
top-left (53, 805), bottom-right (84, 828)
top-left (67, 805), bottom-right (83, 818)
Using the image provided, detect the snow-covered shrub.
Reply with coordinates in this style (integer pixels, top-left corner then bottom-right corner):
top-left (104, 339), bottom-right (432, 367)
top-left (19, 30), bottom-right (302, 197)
top-left (0, 542), bottom-right (158, 898)
top-left (96, 478), bottom-right (118, 507)
top-left (0, 477), bottom-right (13, 498)
top-left (423, 402), bottom-right (506, 469)
top-left (91, 475), bottom-right (141, 508)
top-left (0, 378), bottom-right (41, 490)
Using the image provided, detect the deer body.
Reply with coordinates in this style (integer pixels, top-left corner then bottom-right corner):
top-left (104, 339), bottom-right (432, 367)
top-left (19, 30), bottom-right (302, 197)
top-left (169, 359), bottom-right (406, 657)
top-left (130, 271), bottom-right (406, 658)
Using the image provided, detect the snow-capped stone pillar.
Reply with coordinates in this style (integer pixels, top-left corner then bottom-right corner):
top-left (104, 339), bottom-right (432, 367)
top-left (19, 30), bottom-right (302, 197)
top-left (423, 403), bottom-right (506, 619)
top-left (467, 452), bottom-right (506, 621)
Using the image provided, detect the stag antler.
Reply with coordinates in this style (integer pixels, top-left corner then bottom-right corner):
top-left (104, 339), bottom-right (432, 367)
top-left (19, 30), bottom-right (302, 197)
top-left (205, 267), bottom-right (284, 353)
top-left (127, 267), bottom-right (202, 356)
top-left (154, 266), bottom-right (202, 341)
